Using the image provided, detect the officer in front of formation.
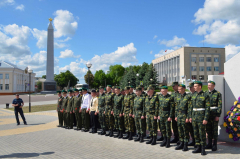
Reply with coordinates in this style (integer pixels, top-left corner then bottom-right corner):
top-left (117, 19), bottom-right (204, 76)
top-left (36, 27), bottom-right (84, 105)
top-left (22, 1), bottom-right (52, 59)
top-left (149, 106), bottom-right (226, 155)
top-left (189, 81), bottom-right (210, 155)
top-left (66, 89), bottom-right (74, 129)
top-left (205, 81), bottom-right (222, 151)
top-left (73, 88), bottom-right (82, 131)
top-left (132, 86), bottom-right (145, 143)
top-left (57, 91), bottom-right (63, 127)
top-left (158, 86), bottom-right (174, 148)
top-left (97, 86), bottom-right (106, 135)
top-left (62, 90), bottom-right (68, 128)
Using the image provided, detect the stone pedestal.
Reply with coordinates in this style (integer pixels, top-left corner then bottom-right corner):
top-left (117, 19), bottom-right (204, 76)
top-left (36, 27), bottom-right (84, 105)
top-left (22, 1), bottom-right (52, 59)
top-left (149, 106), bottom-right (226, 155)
top-left (41, 80), bottom-right (56, 94)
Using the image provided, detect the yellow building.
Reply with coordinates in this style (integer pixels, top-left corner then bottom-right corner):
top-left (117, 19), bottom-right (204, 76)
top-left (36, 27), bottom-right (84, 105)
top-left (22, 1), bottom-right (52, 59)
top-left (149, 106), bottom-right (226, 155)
top-left (0, 61), bottom-right (35, 95)
top-left (152, 47), bottom-right (225, 85)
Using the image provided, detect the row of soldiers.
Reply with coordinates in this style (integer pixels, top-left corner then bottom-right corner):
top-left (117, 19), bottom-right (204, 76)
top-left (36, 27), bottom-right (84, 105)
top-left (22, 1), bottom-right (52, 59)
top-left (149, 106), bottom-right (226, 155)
top-left (56, 80), bottom-right (222, 156)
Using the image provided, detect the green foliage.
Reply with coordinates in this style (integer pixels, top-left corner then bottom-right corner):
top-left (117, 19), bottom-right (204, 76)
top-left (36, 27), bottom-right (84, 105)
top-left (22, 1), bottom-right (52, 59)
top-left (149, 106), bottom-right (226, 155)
top-left (143, 63), bottom-right (158, 89)
top-left (120, 67), bottom-right (136, 88)
top-left (108, 65), bottom-right (125, 85)
top-left (84, 70), bottom-right (94, 88)
top-left (42, 75), bottom-right (46, 79)
top-left (36, 81), bottom-right (42, 91)
top-left (54, 70), bottom-right (79, 89)
top-left (125, 65), bottom-right (141, 73)
top-left (136, 62), bottom-right (149, 87)
top-left (93, 70), bottom-right (106, 88)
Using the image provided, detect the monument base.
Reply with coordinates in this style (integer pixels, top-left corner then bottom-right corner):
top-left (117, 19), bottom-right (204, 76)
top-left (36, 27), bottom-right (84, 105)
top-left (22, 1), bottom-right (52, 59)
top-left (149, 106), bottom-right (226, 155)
top-left (41, 80), bottom-right (56, 94)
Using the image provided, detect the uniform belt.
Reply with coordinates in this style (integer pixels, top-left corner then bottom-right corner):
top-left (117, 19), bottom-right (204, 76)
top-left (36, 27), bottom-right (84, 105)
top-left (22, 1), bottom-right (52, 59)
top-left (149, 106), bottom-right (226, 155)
top-left (163, 108), bottom-right (170, 111)
top-left (210, 107), bottom-right (218, 110)
top-left (193, 108), bottom-right (205, 111)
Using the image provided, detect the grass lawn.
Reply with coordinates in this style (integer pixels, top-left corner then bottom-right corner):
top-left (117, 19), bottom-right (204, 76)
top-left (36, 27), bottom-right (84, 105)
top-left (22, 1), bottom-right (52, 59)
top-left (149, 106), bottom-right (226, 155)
top-left (6, 104), bottom-right (57, 113)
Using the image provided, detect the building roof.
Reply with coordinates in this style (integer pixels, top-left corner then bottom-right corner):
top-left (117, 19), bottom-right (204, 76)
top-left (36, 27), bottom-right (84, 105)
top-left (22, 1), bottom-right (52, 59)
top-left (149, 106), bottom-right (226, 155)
top-left (0, 61), bottom-right (22, 70)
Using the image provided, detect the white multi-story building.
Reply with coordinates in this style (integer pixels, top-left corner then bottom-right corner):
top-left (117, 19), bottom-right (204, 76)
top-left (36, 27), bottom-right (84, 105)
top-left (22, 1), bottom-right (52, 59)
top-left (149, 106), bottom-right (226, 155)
top-left (0, 61), bottom-right (35, 94)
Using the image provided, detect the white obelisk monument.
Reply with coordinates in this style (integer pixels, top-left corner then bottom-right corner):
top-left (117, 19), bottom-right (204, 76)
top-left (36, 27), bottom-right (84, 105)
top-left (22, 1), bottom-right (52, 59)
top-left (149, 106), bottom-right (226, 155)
top-left (42, 18), bottom-right (56, 93)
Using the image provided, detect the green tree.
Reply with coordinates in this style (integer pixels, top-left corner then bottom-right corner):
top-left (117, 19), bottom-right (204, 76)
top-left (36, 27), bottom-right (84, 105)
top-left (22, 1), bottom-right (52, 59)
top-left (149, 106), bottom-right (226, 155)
top-left (136, 62), bottom-right (149, 88)
top-left (84, 70), bottom-right (94, 88)
top-left (120, 67), bottom-right (136, 88)
top-left (143, 63), bottom-right (158, 89)
top-left (42, 75), bottom-right (46, 79)
top-left (108, 65), bottom-right (125, 85)
top-left (54, 70), bottom-right (79, 89)
top-left (36, 81), bottom-right (42, 91)
top-left (94, 70), bottom-right (107, 88)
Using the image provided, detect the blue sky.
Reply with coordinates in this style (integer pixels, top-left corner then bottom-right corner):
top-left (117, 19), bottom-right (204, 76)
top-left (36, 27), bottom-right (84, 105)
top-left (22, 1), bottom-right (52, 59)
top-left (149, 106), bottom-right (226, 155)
top-left (0, 0), bottom-right (240, 83)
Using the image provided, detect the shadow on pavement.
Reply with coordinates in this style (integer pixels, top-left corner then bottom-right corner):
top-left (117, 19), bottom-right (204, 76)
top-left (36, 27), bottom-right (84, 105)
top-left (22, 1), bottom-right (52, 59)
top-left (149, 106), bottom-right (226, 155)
top-left (26, 123), bottom-right (45, 125)
top-left (0, 152), bottom-right (54, 158)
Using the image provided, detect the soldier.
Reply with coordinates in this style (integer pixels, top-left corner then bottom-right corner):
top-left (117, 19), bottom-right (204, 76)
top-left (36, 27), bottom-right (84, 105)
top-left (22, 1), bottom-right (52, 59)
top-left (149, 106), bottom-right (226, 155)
top-left (130, 85), bottom-right (136, 97)
top-left (158, 86), bottom-right (174, 148)
top-left (97, 86), bottom-right (106, 135)
top-left (156, 85), bottom-right (164, 141)
top-left (170, 82), bottom-right (180, 143)
top-left (122, 86), bottom-right (134, 140)
top-left (189, 81), bottom-right (210, 155)
top-left (104, 85), bottom-right (115, 137)
top-left (61, 90), bottom-right (68, 128)
top-left (139, 85), bottom-right (147, 138)
top-left (187, 83), bottom-right (195, 146)
top-left (132, 87), bottom-right (145, 143)
top-left (175, 84), bottom-right (191, 151)
top-left (73, 88), bottom-right (82, 131)
top-left (65, 90), bottom-right (74, 129)
top-left (121, 88), bottom-right (125, 96)
top-left (79, 89), bottom-right (83, 96)
top-left (113, 86), bottom-right (124, 138)
top-left (80, 88), bottom-right (92, 132)
top-left (145, 85), bottom-right (158, 145)
top-left (205, 81), bottom-right (222, 151)
top-left (57, 91), bottom-right (63, 127)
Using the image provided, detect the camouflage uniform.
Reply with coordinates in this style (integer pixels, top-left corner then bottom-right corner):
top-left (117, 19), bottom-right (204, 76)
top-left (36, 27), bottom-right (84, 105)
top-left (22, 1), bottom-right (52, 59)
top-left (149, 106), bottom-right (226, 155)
top-left (189, 91), bottom-right (210, 147)
top-left (98, 93), bottom-right (105, 129)
top-left (66, 96), bottom-right (74, 128)
top-left (145, 92), bottom-right (159, 137)
top-left (187, 92), bottom-right (195, 139)
top-left (105, 92), bottom-right (115, 130)
top-left (123, 93), bottom-right (134, 133)
top-left (171, 91), bottom-right (179, 139)
top-left (133, 95), bottom-right (145, 135)
top-left (57, 95), bottom-right (63, 126)
top-left (62, 96), bottom-right (68, 127)
top-left (158, 94), bottom-right (174, 138)
top-left (113, 93), bottom-right (124, 131)
top-left (73, 94), bottom-right (82, 129)
top-left (141, 91), bottom-right (147, 135)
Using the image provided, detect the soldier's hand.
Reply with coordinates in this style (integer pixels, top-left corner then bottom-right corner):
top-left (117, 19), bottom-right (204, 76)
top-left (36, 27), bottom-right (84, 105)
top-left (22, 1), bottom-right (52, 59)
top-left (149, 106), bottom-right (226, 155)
top-left (111, 111), bottom-right (113, 114)
top-left (158, 116), bottom-right (160, 120)
top-left (215, 117), bottom-right (219, 121)
top-left (168, 117), bottom-right (172, 122)
top-left (132, 115), bottom-right (135, 118)
top-left (129, 114), bottom-right (132, 117)
top-left (203, 120), bottom-right (208, 125)
top-left (104, 111), bottom-right (105, 114)
top-left (189, 118), bottom-right (192, 123)
top-left (119, 114), bottom-right (122, 117)
top-left (70, 112), bottom-right (72, 114)
top-left (141, 116), bottom-right (144, 119)
top-left (185, 119), bottom-right (189, 123)
top-left (97, 111), bottom-right (99, 114)
top-left (175, 117), bottom-right (177, 121)
top-left (65, 110), bottom-right (67, 113)
top-left (79, 109), bottom-right (82, 113)
top-left (113, 113), bottom-right (114, 116)
top-left (154, 116), bottom-right (157, 120)
top-left (123, 113), bottom-right (124, 116)
top-left (95, 112), bottom-right (97, 115)
top-left (73, 111), bottom-right (75, 113)
top-left (86, 110), bottom-right (89, 113)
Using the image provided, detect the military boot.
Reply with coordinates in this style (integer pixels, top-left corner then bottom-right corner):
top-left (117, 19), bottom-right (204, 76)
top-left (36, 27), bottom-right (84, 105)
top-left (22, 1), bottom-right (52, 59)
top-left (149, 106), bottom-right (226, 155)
top-left (166, 138), bottom-right (170, 148)
top-left (105, 130), bottom-right (110, 136)
top-left (114, 130), bottom-right (120, 138)
top-left (140, 134), bottom-right (144, 143)
top-left (151, 136), bottom-right (156, 145)
top-left (192, 145), bottom-right (201, 153)
top-left (146, 136), bottom-right (153, 144)
top-left (109, 129), bottom-right (114, 137)
top-left (170, 135), bottom-right (179, 143)
top-left (134, 134), bottom-right (141, 142)
top-left (188, 138), bottom-right (195, 146)
top-left (128, 132), bottom-right (133, 140)
top-left (118, 131), bottom-right (123, 139)
top-left (101, 129), bottom-right (106, 135)
top-left (157, 135), bottom-right (164, 141)
top-left (212, 140), bottom-right (218, 151)
top-left (201, 145), bottom-right (206, 155)
top-left (182, 142), bottom-right (188, 151)
top-left (160, 137), bottom-right (167, 147)
top-left (123, 132), bottom-right (129, 139)
top-left (205, 138), bottom-right (212, 149)
top-left (175, 141), bottom-right (184, 150)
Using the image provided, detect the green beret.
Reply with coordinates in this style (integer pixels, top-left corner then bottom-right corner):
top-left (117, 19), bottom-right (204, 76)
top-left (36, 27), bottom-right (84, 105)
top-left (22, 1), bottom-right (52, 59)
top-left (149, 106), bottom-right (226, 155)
top-left (130, 85), bottom-right (134, 88)
top-left (188, 83), bottom-right (194, 88)
top-left (171, 82), bottom-right (178, 86)
top-left (124, 86), bottom-right (130, 90)
top-left (104, 88), bottom-right (106, 91)
top-left (161, 86), bottom-right (168, 89)
top-left (147, 85), bottom-right (155, 91)
top-left (208, 80), bottom-right (215, 85)
top-left (68, 89), bottom-right (73, 93)
top-left (79, 89), bottom-right (82, 92)
top-left (136, 87), bottom-right (142, 91)
top-left (178, 84), bottom-right (186, 88)
top-left (62, 90), bottom-right (67, 93)
top-left (115, 86), bottom-right (120, 89)
top-left (57, 91), bottom-right (61, 94)
top-left (99, 86), bottom-right (104, 89)
top-left (107, 85), bottom-right (112, 88)
top-left (73, 88), bottom-right (79, 92)
top-left (194, 81), bottom-right (202, 85)
top-left (82, 87), bottom-right (87, 91)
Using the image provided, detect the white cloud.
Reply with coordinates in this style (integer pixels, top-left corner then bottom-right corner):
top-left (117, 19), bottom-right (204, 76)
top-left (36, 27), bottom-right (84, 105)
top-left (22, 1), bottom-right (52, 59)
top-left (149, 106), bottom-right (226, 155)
top-left (150, 51), bottom-right (153, 54)
top-left (0, 0), bottom-right (15, 6)
top-left (57, 37), bottom-right (71, 42)
top-left (32, 29), bottom-right (47, 48)
top-left (154, 49), bottom-right (174, 58)
top-left (159, 36), bottom-right (189, 47)
top-left (16, 4), bottom-right (24, 11)
top-left (59, 49), bottom-right (80, 58)
top-left (225, 44), bottom-right (240, 61)
top-left (153, 35), bottom-right (158, 39)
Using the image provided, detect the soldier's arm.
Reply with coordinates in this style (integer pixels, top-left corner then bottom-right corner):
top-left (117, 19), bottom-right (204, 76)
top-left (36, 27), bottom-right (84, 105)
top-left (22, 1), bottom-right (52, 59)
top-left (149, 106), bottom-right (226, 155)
top-left (142, 97), bottom-right (145, 116)
top-left (216, 92), bottom-right (222, 117)
top-left (186, 95), bottom-right (191, 119)
top-left (188, 95), bottom-right (192, 119)
top-left (130, 96), bottom-right (134, 115)
top-left (204, 94), bottom-right (210, 121)
top-left (175, 99), bottom-right (178, 118)
top-left (169, 97), bottom-right (174, 118)
top-left (154, 97), bottom-right (159, 117)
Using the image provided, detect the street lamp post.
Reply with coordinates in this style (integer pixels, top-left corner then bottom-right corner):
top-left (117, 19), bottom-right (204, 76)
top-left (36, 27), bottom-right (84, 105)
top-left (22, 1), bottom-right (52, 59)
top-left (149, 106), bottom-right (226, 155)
top-left (86, 62), bottom-right (92, 89)
top-left (28, 69), bottom-right (33, 112)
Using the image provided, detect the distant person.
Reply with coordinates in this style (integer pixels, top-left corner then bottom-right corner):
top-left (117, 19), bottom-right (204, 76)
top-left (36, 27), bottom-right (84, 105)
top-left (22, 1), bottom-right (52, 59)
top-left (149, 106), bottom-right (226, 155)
top-left (12, 94), bottom-right (27, 125)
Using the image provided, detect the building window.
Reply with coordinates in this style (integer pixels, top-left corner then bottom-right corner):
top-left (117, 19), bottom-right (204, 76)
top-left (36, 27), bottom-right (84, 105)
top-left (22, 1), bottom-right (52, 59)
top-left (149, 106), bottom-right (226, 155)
top-left (0, 84), bottom-right (2, 90)
top-left (192, 75), bottom-right (197, 80)
top-left (5, 74), bottom-right (9, 79)
top-left (214, 57), bottom-right (219, 62)
top-left (207, 67), bottom-right (212, 71)
top-left (206, 57), bottom-right (211, 62)
top-left (5, 84), bottom-right (9, 90)
top-left (191, 57), bottom-right (196, 62)
top-left (199, 75), bottom-right (204, 80)
top-left (0, 74), bottom-right (3, 79)
top-left (214, 67), bottom-right (219, 71)
top-left (199, 57), bottom-right (204, 62)
top-left (0, 63), bottom-right (1, 66)
top-left (199, 67), bottom-right (204, 71)
top-left (191, 66), bottom-right (197, 71)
